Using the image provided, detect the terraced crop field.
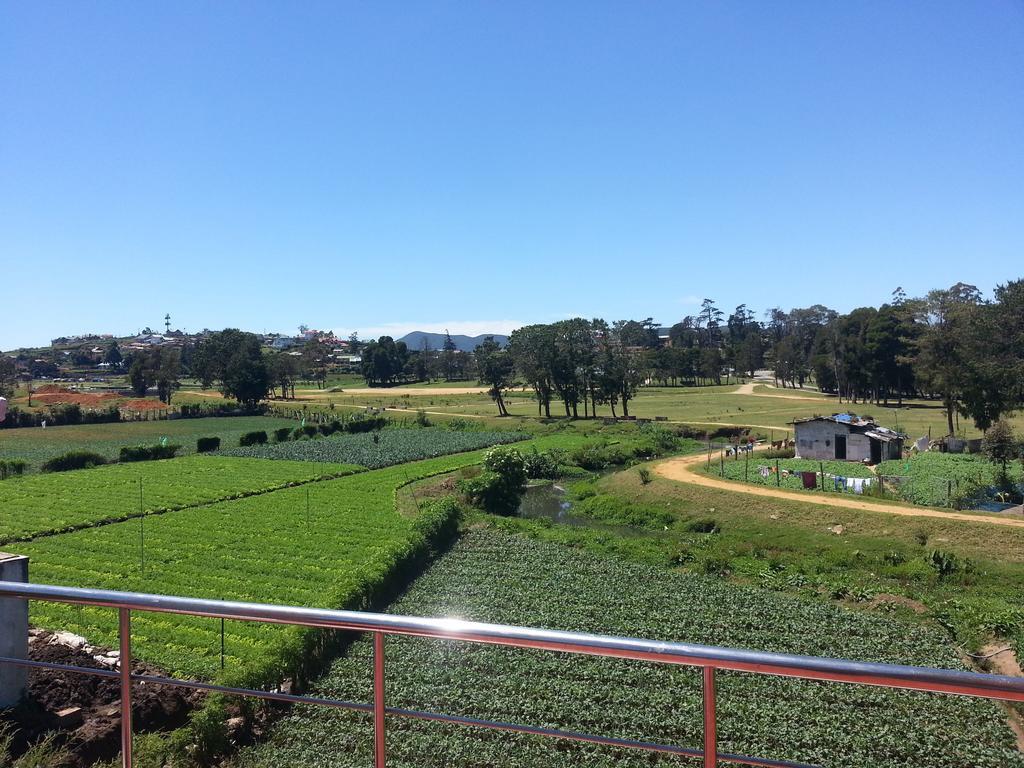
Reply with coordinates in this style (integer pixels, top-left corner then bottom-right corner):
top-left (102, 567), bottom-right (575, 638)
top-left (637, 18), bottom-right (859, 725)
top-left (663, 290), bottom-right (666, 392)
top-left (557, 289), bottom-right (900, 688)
top-left (0, 416), bottom-right (298, 469)
top-left (241, 529), bottom-right (1024, 768)
top-left (0, 456), bottom-right (361, 543)
top-left (221, 427), bottom-right (527, 468)
top-left (8, 434), bottom-right (589, 683)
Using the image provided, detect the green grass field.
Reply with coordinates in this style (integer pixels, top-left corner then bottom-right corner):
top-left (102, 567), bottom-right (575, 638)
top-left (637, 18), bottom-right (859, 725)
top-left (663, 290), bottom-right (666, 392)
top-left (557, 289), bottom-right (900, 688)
top-left (238, 529), bottom-right (1023, 768)
top-left (0, 416), bottom-right (299, 469)
top-left (0, 455), bottom-right (361, 544)
top-left (281, 383), bottom-right (1022, 439)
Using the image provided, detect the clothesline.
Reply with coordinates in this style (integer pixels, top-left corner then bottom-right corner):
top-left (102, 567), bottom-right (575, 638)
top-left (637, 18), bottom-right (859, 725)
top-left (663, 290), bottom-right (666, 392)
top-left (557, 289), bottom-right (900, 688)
top-left (754, 466), bottom-right (877, 494)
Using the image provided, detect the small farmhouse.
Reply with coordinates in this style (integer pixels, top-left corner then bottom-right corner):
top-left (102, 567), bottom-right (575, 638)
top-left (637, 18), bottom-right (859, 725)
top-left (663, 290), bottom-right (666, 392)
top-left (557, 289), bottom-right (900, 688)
top-left (791, 414), bottom-right (905, 464)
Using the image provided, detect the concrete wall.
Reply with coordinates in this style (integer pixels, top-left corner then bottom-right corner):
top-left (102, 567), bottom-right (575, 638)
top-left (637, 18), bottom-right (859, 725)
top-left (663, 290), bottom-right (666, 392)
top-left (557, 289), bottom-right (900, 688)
top-left (0, 553), bottom-right (28, 709)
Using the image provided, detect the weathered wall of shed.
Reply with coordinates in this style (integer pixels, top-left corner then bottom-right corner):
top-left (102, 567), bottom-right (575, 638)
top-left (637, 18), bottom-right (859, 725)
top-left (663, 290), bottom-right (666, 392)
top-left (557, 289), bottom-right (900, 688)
top-left (794, 422), bottom-right (872, 461)
top-left (795, 421), bottom-right (842, 459)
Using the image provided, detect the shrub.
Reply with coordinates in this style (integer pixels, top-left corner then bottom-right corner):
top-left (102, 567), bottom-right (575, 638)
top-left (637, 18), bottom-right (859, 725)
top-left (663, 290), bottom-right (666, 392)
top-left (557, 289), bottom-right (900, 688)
top-left (345, 415), bottom-right (388, 434)
top-left (273, 427), bottom-right (293, 443)
top-left (294, 424), bottom-right (318, 439)
top-left (239, 430), bottom-right (268, 447)
top-left (523, 449), bottom-right (560, 480)
top-left (119, 444), bottom-right (182, 462)
top-left (415, 410), bottom-right (431, 428)
top-left (570, 442), bottom-right (629, 471)
top-left (461, 446), bottom-right (527, 516)
top-left (41, 451), bottom-right (109, 473)
top-left (764, 448), bottom-right (796, 459)
top-left (484, 445), bottom-right (527, 487)
top-left (637, 467), bottom-right (652, 485)
top-left (196, 436), bottom-right (221, 453)
top-left (0, 459), bottom-right (28, 479)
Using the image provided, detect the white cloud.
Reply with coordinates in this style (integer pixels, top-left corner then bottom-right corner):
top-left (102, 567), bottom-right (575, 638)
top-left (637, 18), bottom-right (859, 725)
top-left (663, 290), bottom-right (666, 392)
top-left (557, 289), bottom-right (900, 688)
top-left (676, 294), bottom-right (703, 306)
top-left (332, 319), bottom-right (525, 341)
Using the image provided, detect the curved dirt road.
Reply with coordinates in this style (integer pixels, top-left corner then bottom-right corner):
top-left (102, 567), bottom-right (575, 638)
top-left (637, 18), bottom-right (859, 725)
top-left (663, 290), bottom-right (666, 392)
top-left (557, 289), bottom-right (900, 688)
top-left (655, 450), bottom-right (1024, 529)
top-left (731, 381), bottom-right (834, 401)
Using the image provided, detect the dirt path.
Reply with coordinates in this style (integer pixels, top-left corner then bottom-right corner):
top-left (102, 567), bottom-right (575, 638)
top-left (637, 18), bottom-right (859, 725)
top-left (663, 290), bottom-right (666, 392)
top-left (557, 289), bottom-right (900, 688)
top-left (731, 382), bottom-right (833, 401)
top-left (654, 450), bottom-right (1024, 529)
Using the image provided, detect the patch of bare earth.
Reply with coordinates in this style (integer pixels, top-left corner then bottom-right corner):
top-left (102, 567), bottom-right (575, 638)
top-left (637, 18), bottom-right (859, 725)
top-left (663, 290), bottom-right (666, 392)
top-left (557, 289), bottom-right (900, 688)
top-left (0, 630), bottom-right (202, 767)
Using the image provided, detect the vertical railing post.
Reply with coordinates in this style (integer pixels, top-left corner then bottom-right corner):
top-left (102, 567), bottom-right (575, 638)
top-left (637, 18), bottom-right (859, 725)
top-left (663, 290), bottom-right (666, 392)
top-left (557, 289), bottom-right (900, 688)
top-left (119, 607), bottom-right (133, 768)
top-left (373, 632), bottom-right (386, 767)
top-left (703, 666), bottom-right (717, 768)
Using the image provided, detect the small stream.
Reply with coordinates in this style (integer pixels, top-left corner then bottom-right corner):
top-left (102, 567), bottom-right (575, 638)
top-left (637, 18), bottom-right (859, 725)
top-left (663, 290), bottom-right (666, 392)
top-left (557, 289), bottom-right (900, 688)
top-left (517, 481), bottom-right (578, 523)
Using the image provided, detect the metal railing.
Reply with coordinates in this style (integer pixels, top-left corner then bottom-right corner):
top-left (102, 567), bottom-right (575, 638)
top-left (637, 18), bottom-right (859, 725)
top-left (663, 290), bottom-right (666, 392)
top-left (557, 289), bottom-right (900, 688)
top-left (1, 581), bottom-right (1023, 768)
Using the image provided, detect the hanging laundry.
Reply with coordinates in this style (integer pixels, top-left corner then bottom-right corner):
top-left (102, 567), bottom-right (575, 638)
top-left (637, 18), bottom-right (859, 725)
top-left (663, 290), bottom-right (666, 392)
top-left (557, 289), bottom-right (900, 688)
top-left (801, 471), bottom-right (817, 489)
top-left (834, 476), bottom-right (846, 491)
top-left (759, 466), bottom-right (770, 478)
top-left (851, 478), bottom-right (865, 494)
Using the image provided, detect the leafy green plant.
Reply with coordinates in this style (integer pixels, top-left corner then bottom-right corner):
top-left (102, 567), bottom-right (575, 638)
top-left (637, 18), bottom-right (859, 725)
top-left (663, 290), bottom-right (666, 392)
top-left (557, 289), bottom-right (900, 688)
top-left (637, 467), bottom-right (652, 484)
top-left (273, 427), bottom-right (293, 443)
top-left (926, 549), bottom-right (960, 580)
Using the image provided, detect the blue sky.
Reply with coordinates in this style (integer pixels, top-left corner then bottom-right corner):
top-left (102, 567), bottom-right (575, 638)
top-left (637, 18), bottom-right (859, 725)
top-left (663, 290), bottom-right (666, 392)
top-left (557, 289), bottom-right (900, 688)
top-left (2, 1), bottom-right (1022, 350)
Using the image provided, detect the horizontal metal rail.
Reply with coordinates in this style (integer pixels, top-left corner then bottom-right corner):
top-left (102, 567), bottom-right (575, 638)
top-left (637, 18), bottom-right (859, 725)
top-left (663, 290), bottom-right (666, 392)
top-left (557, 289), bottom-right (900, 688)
top-left (2, 580), bottom-right (1023, 768)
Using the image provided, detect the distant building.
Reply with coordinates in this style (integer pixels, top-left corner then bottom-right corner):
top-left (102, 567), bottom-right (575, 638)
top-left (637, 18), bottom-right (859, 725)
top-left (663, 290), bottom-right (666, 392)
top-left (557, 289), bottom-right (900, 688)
top-left (791, 414), bottom-right (905, 464)
top-left (268, 336), bottom-right (299, 350)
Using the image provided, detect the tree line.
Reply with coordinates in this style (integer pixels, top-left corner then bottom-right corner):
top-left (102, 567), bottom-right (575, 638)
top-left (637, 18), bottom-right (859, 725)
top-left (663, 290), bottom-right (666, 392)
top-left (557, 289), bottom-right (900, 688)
top-left (430, 279), bottom-right (1024, 433)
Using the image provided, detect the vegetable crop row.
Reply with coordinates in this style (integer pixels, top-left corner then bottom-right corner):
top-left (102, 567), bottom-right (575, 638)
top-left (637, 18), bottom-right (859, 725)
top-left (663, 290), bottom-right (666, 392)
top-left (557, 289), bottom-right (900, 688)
top-left (221, 427), bottom-right (528, 468)
top-left (240, 529), bottom-right (1024, 768)
top-left (0, 456), bottom-right (361, 544)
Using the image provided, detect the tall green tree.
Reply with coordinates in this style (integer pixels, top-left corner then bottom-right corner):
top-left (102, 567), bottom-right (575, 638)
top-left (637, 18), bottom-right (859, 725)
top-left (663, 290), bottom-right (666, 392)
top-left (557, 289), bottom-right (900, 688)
top-left (509, 324), bottom-right (556, 417)
top-left (915, 283), bottom-right (982, 435)
top-left (194, 330), bottom-right (269, 407)
top-left (474, 337), bottom-right (514, 416)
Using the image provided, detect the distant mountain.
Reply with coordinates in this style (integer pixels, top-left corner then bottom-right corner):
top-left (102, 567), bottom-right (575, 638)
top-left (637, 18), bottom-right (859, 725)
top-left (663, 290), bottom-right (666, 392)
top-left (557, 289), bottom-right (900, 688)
top-left (397, 331), bottom-right (509, 353)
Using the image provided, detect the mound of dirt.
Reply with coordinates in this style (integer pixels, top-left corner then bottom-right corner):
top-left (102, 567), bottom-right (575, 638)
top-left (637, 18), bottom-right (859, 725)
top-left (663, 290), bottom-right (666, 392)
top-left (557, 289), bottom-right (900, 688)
top-left (1, 630), bottom-right (202, 767)
top-left (121, 399), bottom-right (167, 411)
